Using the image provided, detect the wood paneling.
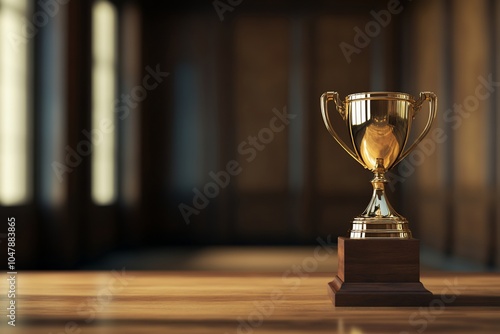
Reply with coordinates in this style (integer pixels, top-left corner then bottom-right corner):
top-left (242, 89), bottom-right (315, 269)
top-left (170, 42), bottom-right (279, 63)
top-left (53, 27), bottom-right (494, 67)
top-left (408, 0), bottom-right (447, 249)
top-left (451, 0), bottom-right (491, 264)
top-left (233, 18), bottom-right (290, 236)
top-left (494, 0), bottom-right (500, 269)
top-left (233, 18), bottom-right (290, 192)
top-left (15, 0), bottom-right (500, 267)
top-left (406, 0), bottom-right (499, 266)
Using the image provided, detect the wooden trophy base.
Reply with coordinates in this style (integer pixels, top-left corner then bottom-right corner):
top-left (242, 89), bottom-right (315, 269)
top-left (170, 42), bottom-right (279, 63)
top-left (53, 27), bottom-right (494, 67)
top-left (328, 237), bottom-right (433, 307)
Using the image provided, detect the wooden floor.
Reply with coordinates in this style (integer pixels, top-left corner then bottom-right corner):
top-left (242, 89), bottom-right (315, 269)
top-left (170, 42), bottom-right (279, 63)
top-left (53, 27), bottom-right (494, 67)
top-left (1, 271), bottom-right (500, 333)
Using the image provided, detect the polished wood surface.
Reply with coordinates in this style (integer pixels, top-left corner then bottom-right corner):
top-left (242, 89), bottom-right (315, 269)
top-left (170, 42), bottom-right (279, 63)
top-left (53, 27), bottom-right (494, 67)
top-left (1, 271), bottom-right (500, 333)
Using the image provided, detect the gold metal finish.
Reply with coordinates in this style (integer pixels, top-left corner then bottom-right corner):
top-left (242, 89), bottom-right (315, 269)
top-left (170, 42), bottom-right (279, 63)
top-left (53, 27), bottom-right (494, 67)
top-left (320, 91), bottom-right (437, 239)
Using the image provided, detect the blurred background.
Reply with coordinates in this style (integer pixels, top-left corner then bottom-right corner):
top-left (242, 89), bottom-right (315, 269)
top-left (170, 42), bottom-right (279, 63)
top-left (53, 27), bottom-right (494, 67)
top-left (0, 0), bottom-right (499, 271)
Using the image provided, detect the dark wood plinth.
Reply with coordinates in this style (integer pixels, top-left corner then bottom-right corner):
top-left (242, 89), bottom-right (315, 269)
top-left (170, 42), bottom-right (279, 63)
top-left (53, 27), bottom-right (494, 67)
top-left (328, 237), bottom-right (433, 306)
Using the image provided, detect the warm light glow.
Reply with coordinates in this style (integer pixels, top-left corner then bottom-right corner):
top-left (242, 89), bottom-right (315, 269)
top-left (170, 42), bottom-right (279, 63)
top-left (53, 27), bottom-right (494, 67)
top-left (0, 1), bottom-right (30, 205)
top-left (91, 1), bottom-right (117, 205)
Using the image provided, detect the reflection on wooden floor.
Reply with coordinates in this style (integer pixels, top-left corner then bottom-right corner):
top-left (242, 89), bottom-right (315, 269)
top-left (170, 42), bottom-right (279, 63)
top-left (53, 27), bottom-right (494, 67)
top-left (1, 272), bottom-right (499, 333)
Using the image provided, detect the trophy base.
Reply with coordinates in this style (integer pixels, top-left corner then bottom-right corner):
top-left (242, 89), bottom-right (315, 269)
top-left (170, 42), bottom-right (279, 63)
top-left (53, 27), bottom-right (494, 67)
top-left (328, 237), bottom-right (433, 306)
top-left (349, 217), bottom-right (412, 238)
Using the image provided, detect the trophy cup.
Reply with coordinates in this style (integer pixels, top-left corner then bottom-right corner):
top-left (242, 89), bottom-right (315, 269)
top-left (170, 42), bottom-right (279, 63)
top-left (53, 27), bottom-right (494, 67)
top-left (320, 91), bottom-right (437, 306)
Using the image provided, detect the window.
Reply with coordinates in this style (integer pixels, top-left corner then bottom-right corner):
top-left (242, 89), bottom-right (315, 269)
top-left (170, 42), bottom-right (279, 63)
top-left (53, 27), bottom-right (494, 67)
top-left (91, 0), bottom-right (118, 205)
top-left (0, 0), bottom-right (31, 205)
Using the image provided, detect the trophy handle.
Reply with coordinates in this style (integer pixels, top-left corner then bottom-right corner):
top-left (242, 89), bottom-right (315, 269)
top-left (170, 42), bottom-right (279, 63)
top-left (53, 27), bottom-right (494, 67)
top-left (320, 92), bottom-right (366, 167)
top-left (394, 92), bottom-right (438, 166)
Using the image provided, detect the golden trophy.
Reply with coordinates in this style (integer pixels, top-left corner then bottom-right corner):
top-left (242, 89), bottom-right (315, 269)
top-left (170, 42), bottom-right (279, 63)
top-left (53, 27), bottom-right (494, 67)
top-left (320, 91), bottom-right (437, 306)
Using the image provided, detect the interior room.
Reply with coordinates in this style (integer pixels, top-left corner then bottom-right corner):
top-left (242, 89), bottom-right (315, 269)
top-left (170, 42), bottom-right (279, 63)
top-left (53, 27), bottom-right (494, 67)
top-left (0, 0), bottom-right (499, 332)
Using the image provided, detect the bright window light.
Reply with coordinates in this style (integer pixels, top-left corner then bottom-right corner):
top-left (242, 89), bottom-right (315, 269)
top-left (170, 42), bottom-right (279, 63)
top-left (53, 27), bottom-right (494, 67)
top-left (91, 0), bottom-right (117, 205)
top-left (0, 0), bottom-right (30, 205)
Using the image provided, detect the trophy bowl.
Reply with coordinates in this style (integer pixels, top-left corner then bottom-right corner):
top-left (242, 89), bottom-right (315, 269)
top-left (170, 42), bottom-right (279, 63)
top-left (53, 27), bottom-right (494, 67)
top-left (321, 91), bottom-right (437, 239)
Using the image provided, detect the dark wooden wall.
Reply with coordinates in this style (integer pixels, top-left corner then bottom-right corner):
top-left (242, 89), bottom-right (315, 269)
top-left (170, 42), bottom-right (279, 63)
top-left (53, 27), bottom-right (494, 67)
top-left (1, 0), bottom-right (499, 269)
top-left (141, 0), bottom-right (398, 247)
top-left (403, 0), bottom-right (500, 268)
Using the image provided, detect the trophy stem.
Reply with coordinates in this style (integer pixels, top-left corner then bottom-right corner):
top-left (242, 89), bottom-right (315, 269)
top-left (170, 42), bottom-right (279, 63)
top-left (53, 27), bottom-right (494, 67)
top-left (349, 159), bottom-right (412, 239)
